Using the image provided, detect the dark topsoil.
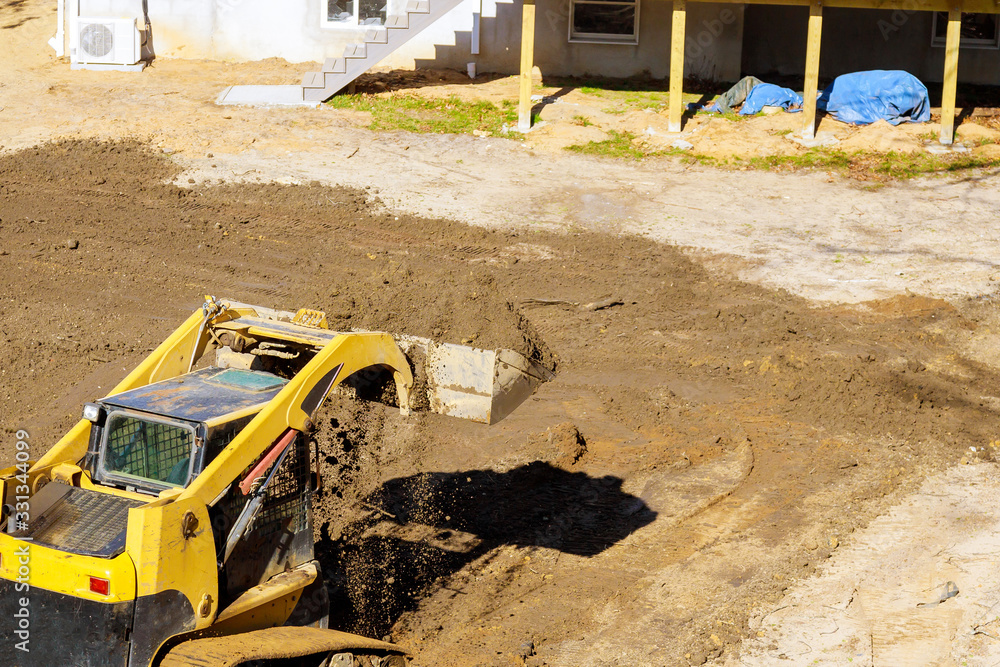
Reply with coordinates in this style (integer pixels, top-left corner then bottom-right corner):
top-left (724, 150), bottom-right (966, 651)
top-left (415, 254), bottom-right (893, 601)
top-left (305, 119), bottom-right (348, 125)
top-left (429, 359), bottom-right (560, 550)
top-left (1, 140), bottom-right (999, 665)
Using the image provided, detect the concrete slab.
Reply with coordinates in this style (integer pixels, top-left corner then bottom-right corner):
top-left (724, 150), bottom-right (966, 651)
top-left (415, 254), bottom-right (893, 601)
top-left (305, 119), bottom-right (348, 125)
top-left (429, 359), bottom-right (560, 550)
top-left (788, 130), bottom-right (840, 148)
top-left (216, 85), bottom-right (321, 108)
top-left (71, 62), bottom-right (146, 72)
top-left (925, 142), bottom-right (970, 154)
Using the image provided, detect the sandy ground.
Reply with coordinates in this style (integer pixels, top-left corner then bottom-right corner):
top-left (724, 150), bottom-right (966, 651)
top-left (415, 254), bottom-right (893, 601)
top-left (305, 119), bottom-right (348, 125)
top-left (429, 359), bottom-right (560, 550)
top-left (732, 463), bottom-right (1000, 667)
top-left (4, 0), bottom-right (1000, 308)
top-left (4, 1), bottom-right (1000, 666)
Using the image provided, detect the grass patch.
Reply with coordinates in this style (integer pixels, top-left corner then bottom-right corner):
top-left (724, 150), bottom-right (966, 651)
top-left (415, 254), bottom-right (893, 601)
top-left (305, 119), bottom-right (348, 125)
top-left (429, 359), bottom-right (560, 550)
top-left (327, 93), bottom-right (524, 136)
top-left (565, 131), bottom-right (654, 160)
top-left (732, 148), bottom-right (1000, 180)
top-left (706, 110), bottom-right (757, 122)
top-left (564, 130), bottom-right (721, 164)
top-left (677, 152), bottom-right (724, 168)
top-left (744, 150), bottom-right (855, 172)
top-left (566, 139), bottom-right (1000, 179)
top-left (870, 150), bottom-right (1000, 178)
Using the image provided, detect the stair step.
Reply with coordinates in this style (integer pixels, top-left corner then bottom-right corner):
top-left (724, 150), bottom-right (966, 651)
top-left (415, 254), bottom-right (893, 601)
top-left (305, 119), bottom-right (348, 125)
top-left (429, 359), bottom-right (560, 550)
top-left (304, 86), bottom-right (336, 102)
top-left (343, 43), bottom-right (368, 58)
top-left (322, 57), bottom-right (347, 74)
top-left (298, 0), bottom-right (467, 106)
top-left (305, 69), bottom-right (352, 91)
top-left (364, 27), bottom-right (389, 43)
top-left (301, 71), bottom-right (324, 88)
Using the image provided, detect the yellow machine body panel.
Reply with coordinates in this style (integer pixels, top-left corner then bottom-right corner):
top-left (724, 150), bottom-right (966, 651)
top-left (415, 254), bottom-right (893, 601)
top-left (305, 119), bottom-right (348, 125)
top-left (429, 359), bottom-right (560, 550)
top-left (0, 535), bottom-right (136, 604)
top-left (125, 495), bottom-right (219, 625)
top-left (211, 563), bottom-right (318, 635)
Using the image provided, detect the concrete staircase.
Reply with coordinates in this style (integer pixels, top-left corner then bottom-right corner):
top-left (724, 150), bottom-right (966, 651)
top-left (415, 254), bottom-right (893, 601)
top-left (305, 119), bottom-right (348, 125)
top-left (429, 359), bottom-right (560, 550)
top-left (302, 0), bottom-right (465, 102)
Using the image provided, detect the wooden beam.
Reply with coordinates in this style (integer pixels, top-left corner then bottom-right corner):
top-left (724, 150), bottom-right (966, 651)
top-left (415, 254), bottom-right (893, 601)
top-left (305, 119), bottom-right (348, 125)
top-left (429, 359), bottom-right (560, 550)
top-left (517, 0), bottom-right (536, 132)
top-left (679, 0), bottom-right (993, 13)
top-left (669, 0), bottom-right (686, 133)
top-left (940, 4), bottom-right (961, 144)
top-left (801, 1), bottom-right (823, 139)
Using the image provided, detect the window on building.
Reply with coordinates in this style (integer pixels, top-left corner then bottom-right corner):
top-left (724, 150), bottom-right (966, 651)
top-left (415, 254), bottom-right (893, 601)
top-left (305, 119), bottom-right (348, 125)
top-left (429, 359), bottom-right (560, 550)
top-left (328, 0), bottom-right (356, 23)
top-left (932, 12), bottom-right (1000, 49)
top-left (327, 0), bottom-right (386, 26)
top-left (569, 0), bottom-right (639, 44)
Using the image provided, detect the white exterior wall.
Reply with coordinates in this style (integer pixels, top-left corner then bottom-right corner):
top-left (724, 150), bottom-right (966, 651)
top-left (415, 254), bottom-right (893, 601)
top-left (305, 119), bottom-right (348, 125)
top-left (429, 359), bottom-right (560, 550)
top-left (77, 0), bottom-right (481, 64)
top-left (76, 0), bottom-right (745, 81)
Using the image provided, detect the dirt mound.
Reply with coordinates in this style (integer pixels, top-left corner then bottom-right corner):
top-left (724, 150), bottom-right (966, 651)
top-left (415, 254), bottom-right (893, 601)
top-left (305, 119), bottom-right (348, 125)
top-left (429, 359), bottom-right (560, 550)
top-left (0, 138), bottom-right (553, 366)
top-left (170, 179), bottom-right (556, 369)
top-left (0, 139), bottom-right (181, 193)
top-left (836, 119), bottom-right (927, 154)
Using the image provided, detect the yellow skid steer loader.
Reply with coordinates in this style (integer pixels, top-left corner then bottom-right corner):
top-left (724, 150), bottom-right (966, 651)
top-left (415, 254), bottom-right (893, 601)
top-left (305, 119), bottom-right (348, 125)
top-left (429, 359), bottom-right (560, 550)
top-left (0, 298), bottom-right (552, 666)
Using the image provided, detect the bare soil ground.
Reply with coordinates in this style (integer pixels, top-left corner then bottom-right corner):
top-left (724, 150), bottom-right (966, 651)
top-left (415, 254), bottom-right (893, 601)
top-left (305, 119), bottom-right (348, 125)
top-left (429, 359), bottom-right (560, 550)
top-left (4, 140), bottom-right (1000, 666)
top-left (4, 2), bottom-right (1000, 667)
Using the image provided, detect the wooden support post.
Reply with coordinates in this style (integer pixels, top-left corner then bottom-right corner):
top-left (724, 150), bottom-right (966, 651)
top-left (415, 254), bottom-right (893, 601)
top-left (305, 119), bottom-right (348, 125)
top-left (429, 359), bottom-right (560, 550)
top-left (517, 0), bottom-right (536, 133)
top-left (668, 0), bottom-right (686, 133)
top-left (801, 1), bottom-right (823, 139)
top-left (940, 5), bottom-right (961, 144)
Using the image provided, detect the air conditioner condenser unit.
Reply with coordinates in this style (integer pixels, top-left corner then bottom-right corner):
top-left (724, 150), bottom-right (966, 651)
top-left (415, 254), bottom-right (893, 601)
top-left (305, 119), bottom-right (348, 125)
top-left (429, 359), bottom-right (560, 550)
top-left (71, 17), bottom-right (144, 70)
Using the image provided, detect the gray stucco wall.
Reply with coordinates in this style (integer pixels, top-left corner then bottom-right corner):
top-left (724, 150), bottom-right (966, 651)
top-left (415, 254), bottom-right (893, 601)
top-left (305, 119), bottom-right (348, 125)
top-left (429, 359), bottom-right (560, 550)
top-left (445, 0), bottom-right (745, 81)
top-left (741, 5), bottom-right (1000, 86)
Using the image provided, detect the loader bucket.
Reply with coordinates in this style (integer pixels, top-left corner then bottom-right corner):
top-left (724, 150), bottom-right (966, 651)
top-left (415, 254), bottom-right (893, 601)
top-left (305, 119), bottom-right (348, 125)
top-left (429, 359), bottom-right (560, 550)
top-left (208, 300), bottom-right (555, 425)
top-left (395, 336), bottom-right (555, 425)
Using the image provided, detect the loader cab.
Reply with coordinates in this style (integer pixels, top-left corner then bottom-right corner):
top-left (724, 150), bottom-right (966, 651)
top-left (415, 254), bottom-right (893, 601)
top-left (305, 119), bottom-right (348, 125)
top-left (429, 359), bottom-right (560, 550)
top-left (85, 365), bottom-right (318, 603)
top-left (83, 367), bottom-right (289, 496)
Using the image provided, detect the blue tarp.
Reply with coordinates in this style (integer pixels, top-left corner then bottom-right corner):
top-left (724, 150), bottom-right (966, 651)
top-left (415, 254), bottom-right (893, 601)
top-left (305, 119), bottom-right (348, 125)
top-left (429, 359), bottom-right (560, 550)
top-left (739, 84), bottom-right (804, 115)
top-left (817, 70), bottom-right (930, 125)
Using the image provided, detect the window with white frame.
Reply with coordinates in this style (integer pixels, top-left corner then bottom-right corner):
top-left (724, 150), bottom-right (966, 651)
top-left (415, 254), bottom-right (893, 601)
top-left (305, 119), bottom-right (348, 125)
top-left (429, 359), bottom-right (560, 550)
top-left (327, 0), bottom-right (387, 26)
top-left (569, 0), bottom-right (639, 44)
top-left (932, 12), bottom-right (1000, 49)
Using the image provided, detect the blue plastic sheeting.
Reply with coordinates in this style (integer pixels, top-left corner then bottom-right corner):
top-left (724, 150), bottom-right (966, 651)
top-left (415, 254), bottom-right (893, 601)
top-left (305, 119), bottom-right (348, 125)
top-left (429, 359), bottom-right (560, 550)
top-left (817, 70), bottom-right (930, 125)
top-left (739, 84), bottom-right (804, 115)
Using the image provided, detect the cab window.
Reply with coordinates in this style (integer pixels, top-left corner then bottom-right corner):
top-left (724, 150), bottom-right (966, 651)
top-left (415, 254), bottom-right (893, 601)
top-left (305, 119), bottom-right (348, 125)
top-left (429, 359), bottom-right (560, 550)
top-left (101, 413), bottom-right (195, 487)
